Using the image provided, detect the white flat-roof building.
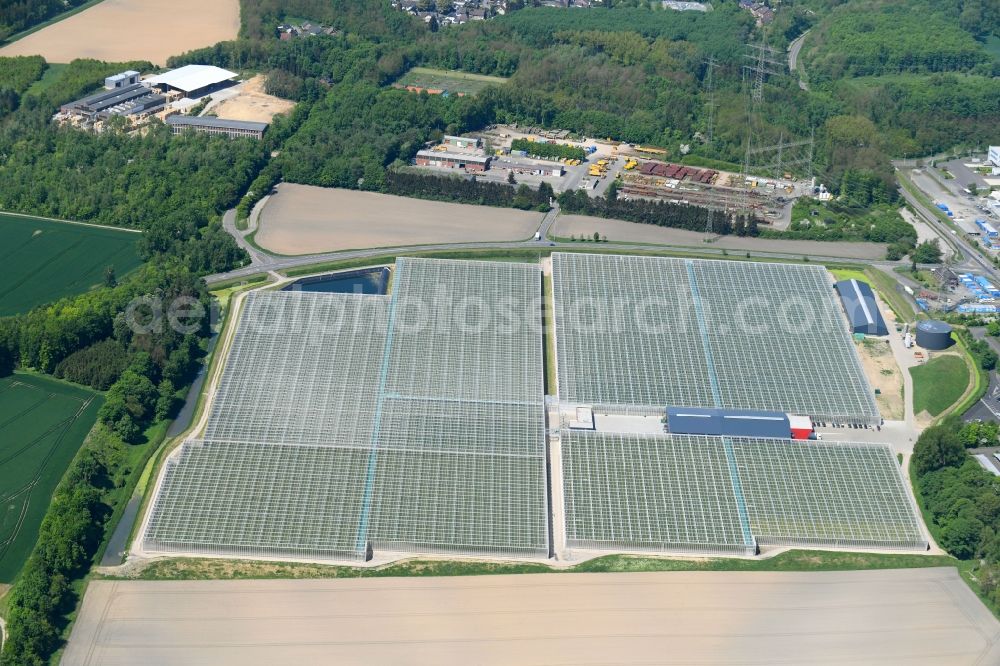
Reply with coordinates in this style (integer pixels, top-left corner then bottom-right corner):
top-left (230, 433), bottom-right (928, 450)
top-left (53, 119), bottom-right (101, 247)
top-left (989, 146), bottom-right (1000, 168)
top-left (105, 70), bottom-right (140, 90)
top-left (146, 65), bottom-right (238, 97)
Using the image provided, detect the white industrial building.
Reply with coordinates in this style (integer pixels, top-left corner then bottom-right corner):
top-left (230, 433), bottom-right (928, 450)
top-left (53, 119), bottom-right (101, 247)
top-left (146, 65), bottom-right (238, 98)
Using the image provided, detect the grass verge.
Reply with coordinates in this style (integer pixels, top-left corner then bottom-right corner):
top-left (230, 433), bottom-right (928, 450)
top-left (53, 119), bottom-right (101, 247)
top-left (910, 354), bottom-right (971, 417)
top-left (105, 549), bottom-right (957, 581)
top-left (945, 331), bottom-right (988, 420)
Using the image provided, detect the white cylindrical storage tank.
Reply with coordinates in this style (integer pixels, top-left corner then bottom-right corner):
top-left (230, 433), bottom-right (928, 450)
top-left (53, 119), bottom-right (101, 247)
top-left (915, 320), bottom-right (953, 350)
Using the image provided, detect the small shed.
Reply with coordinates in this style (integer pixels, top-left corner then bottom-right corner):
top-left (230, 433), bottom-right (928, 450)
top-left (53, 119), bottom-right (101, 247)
top-left (835, 279), bottom-right (889, 336)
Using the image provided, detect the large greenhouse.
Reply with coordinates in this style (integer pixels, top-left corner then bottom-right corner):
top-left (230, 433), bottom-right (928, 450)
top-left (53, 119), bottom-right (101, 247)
top-left (142, 253), bottom-right (927, 564)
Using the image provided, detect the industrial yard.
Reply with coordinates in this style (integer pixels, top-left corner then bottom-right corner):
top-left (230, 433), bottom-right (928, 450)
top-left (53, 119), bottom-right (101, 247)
top-left (0, 0), bottom-right (239, 65)
top-left (54, 65), bottom-right (279, 139)
top-left (135, 252), bottom-right (931, 567)
top-left (407, 126), bottom-right (811, 224)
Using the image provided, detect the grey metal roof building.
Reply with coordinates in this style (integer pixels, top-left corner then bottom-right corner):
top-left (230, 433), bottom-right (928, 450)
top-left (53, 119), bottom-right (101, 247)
top-left (166, 115), bottom-right (268, 139)
top-left (835, 279), bottom-right (889, 336)
top-left (60, 83), bottom-right (165, 120)
top-left (104, 70), bottom-right (139, 89)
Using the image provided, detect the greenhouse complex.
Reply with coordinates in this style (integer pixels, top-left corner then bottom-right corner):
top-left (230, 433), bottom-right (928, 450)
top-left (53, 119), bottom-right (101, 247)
top-left (141, 253), bottom-right (928, 564)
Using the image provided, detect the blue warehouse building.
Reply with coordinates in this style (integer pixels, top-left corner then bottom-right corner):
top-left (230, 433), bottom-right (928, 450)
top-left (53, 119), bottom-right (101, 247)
top-left (835, 279), bottom-right (888, 336)
top-left (666, 407), bottom-right (791, 439)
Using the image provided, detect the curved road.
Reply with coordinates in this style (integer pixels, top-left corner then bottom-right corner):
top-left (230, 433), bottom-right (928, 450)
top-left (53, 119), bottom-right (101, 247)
top-left (209, 205), bottom-right (908, 285)
top-left (787, 30), bottom-right (810, 91)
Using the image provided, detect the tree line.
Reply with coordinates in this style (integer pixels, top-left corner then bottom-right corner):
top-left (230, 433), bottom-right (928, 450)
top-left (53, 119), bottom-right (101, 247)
top-left (0, 54), bottom-right (254, 663)
top-left (557, 187), bottom-right (759, 237)
top-left (385, 170), bottom-right (553, 210)
top-left (510, 138), bottom-right (586, 162)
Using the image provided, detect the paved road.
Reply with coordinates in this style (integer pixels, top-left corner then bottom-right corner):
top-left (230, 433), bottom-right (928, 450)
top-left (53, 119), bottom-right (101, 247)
top-left (209, 209), bottom-right (909, 285)
top-left (787, 30), bottom-right (811, 91)
top-left (63, 568), bottom-right (1000, 665)
top-left (222, 208), bottom-right (270, 266)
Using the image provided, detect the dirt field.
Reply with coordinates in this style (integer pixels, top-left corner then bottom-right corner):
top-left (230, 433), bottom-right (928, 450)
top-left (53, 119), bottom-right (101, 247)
top-left (554, 214), bottom-right (888, 260)
top-left (63, 568), bottom-right (1000, 665)
top-left (856, 338), bottom-right (905, 420)
top-left (256, 184), bottom-right (544, 255)
top-left (0, 0), bottom-right (239, 65)
top-left (209, 75), bottom-right (294, 123)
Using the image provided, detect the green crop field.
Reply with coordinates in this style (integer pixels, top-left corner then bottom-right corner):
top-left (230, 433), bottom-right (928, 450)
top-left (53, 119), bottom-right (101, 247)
top-left (0, 212), bottom-right (143, 315)
top-left (910, 354), bottom-right (971, 417)
top-left (0, 373), bottom-right (102, 582)
top-left (396, 67), bottom-right (507, 95)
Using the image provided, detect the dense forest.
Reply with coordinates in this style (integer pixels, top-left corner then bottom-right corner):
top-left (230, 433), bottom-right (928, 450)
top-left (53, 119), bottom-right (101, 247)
top-left (804, 6), bottom-right (992, 81)
top-left (163, 0), bottom-right (1000, 213)
top-left (913, 418), bottom-right (1000, 612)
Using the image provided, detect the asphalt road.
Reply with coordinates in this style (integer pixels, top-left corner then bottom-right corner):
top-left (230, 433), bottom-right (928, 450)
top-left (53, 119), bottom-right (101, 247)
top-left (787, 30), bottom-right (810, 91)
top-left (63, 568), bottom-right (1000, 665)
top-left (208, 207), bottom-right (910, 285)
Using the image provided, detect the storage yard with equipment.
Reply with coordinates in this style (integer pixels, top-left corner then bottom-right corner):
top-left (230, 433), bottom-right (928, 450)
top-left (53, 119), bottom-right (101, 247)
top-left (136, 251), bottom-right (930, 567)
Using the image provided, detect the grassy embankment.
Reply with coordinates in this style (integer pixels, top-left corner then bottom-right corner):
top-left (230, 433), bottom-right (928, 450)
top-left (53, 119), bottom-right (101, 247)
top-left (107, 549), bottom-right (958, 582)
